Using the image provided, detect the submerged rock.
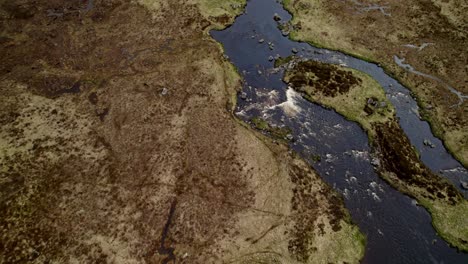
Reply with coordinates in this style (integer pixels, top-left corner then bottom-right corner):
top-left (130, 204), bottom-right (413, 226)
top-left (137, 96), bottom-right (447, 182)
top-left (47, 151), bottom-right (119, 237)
top-left (423, 139), bottom-right (435, 148)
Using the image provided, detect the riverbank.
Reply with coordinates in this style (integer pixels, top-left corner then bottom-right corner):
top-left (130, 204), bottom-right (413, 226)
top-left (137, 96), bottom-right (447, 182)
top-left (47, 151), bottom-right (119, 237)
top-left (282, 0), bottom-right (468, 168)
top-left (284, 59), bottom-right (468, 251)
top-left (0, 0), bottom-right (364, 263)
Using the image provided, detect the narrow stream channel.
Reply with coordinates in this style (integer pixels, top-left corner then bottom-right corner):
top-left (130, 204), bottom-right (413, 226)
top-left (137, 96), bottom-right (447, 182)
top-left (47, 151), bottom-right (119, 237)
top-left (211, 0), bottom-right (468, 263)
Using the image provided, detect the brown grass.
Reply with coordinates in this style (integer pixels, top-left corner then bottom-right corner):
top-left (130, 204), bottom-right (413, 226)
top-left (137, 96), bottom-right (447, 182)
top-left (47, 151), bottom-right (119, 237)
top-left (0, 0), bottom-right (364, 263)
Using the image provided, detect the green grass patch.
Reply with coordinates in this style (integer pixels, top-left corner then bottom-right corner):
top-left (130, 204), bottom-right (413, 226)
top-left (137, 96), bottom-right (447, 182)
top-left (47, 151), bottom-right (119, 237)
top-left (421, 199), bottom-right (468, 252)
top-left (284, 62), bottom-right (395, 133)
top-left (274, 55), bottom-right (295, 68)
top-left (197, 0), bottom-right (246, 29)
top-left (250, 117), bottom-right (292, 140)
top-left (311, 154), bottom-right (321, 162)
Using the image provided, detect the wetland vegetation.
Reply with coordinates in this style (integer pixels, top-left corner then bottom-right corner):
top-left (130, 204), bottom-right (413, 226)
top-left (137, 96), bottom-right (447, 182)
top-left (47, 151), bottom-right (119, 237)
top-left (284, 60), bottom-right (468, 251)
top-left (283, 0), bottom-right (468, 167)
top-left (1, 0), bottom-right (466, 262)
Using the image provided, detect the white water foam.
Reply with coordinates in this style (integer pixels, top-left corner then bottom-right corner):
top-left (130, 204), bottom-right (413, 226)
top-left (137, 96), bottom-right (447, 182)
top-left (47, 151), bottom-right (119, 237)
top-left (272, 87), bottom-right (302, 116)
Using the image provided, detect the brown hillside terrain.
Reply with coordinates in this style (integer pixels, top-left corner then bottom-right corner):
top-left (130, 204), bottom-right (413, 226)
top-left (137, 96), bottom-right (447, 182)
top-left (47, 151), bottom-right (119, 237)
top-left (0, 0), bottom-right (363, 263)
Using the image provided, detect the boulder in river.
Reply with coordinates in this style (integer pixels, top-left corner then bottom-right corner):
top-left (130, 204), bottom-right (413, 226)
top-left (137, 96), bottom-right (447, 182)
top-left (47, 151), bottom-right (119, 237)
top-left (240, 92), bottom-right (247, 100)
top-left (371, 158), bottom-right (381, 167)
top-left (268, 42), bottom-right (275, 50)
top-left (258, 38), bottom-right (265, 43)
top-left (461, 181), bottom-right (468, 190)
top-left (423, 139), bottom-right (435, 148)
top-left (292, 48), bottom-right (298, 54)
top-left (273, 13), bottom-right (282, 21)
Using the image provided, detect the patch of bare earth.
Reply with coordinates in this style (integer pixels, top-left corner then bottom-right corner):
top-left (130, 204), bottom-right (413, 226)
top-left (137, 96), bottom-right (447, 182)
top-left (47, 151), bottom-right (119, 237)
top-left (0, 0), bottom-right (363, 263)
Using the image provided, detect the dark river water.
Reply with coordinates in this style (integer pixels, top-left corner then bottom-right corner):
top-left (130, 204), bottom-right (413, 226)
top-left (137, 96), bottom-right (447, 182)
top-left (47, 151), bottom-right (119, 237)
top-left (211, 0), bottom-right (468, 263)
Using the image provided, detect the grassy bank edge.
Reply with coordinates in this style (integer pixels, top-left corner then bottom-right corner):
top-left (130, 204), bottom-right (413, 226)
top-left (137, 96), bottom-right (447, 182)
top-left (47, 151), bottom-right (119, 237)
top-left (222, 58), bottom-right (367, 263)
top-left (380, 172), bottom-right (468, 253)
top-left (198, 0), bottom-right (367, 261)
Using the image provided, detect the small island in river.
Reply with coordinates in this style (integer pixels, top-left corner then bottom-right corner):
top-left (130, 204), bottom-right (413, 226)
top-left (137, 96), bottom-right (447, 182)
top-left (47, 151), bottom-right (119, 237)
top-left (284, 58), bottom-right (468, 252)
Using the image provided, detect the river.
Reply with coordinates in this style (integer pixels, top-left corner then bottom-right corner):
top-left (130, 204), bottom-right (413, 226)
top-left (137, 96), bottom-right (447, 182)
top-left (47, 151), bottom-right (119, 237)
top-left (211, 0), bottom-right (468, 263)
